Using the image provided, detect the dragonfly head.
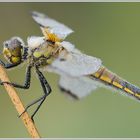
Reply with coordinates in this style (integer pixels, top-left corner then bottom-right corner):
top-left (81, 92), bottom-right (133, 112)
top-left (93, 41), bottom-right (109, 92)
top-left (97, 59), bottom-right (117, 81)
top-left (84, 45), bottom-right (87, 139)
top-left (3, 37), bottom-right (24, 64)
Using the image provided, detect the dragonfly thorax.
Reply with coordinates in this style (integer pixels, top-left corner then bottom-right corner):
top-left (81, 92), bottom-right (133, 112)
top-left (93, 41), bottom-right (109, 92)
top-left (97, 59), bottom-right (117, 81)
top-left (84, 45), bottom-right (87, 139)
top-left (27, 36), bottom-right (63, 67)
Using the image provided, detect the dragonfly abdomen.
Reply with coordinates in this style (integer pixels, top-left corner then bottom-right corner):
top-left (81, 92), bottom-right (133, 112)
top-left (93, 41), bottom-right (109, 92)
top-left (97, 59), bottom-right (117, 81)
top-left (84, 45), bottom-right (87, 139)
top-left (90, 66), bottom-right (140, 100)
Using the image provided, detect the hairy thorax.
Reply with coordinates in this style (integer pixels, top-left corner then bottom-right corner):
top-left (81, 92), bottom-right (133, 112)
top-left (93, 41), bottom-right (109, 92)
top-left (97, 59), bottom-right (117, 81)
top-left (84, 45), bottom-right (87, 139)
top-left (28, 42), bottom-right (66, 68)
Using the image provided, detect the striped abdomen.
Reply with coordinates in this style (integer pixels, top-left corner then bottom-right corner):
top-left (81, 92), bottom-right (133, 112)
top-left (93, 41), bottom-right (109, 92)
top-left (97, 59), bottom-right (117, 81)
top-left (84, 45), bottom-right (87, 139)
top-left (90, 66), bottom-right (140, 100)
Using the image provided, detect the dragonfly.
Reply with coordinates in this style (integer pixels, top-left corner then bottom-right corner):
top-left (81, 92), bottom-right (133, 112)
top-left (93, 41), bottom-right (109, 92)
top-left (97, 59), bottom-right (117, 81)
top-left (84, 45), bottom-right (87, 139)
top-left (0, 11), bottom-right (140, 121)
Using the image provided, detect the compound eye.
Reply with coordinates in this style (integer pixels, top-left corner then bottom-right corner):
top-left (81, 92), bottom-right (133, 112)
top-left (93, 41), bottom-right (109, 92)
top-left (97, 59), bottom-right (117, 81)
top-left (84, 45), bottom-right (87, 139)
top-left (4, 42), bottom-right (9, 48)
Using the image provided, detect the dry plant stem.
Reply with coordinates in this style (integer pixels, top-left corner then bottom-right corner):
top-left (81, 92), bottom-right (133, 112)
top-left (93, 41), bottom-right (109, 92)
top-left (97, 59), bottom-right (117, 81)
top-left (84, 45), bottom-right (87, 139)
top-left (0, 65), bottom-right (40, 138)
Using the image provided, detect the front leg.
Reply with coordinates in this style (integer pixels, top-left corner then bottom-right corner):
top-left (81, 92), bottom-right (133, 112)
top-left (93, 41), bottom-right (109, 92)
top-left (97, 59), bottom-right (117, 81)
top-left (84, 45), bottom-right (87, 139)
top-left (0, 65), bottom-right (32, 89)
top-left (0, 59), bottom-right (19, 69)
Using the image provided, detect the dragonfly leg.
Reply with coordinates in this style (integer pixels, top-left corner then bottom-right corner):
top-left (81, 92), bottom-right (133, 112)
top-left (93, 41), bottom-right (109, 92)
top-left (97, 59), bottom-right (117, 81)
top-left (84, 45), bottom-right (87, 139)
top-left (19, 67), bottom-right (51, 121)
top-left (0, 59), bottom-right (19, 69)
top-left (18, 94), bottom-right (46, 118)
top-left (0, 65), bottom-right (32, 89)
top-left (31, 67), bottom-right (51, 121)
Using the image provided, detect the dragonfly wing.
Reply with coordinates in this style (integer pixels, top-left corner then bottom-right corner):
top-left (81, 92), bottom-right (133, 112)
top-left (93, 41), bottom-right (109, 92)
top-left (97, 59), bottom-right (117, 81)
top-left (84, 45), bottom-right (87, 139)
top-left (31, 11), bottom-right (73, 40)
top-left (46, 66), bottom-right (98, 99)
top-left (51, 42), bottom-right (102, 76)
top-left (59, 74), bottom-right (98, 99)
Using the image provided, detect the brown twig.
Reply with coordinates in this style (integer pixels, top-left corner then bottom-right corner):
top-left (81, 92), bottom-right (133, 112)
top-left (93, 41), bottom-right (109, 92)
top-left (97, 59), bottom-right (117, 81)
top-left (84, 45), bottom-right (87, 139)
top-left (0, 65), bottom-right (41, 138)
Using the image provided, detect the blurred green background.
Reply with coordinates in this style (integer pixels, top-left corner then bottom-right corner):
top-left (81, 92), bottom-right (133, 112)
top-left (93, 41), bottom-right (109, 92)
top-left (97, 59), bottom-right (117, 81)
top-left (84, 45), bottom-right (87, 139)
top-left (0, 2), bottom-right (140, 138)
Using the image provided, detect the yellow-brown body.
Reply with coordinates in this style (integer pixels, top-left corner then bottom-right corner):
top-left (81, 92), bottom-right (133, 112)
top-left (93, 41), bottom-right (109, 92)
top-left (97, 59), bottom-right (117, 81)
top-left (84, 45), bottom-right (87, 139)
top-left (90, 66), bottom-right (140, 100)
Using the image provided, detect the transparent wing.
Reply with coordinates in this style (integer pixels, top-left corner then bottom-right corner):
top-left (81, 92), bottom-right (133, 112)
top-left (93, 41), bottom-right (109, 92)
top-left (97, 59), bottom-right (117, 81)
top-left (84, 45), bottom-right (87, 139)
top-left (45, 66), bottom-right (98, 99)
top-left (50, 42), bottom-right (102, 77)
top-left (59, 74), bottom-right (98, 99)
top-left (31, 11), bottom-right (73, 40)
